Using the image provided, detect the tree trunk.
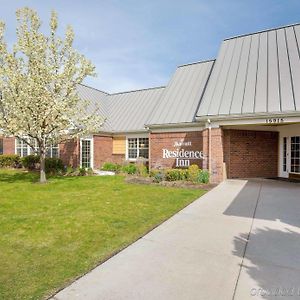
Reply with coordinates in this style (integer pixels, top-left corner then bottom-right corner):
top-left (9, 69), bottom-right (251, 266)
top-left (40, 146), bottom-right (47, 183)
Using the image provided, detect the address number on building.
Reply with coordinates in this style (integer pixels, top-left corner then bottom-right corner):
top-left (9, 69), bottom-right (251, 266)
top-left (265, 118), bottom-right (284, 124)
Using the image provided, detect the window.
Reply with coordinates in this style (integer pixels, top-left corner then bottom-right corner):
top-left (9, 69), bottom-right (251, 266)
top-left (46, 144), bottom-right (59, 158)
top-left (127, 138), bottom-right (149, 160)
top-left (291, 136), bottom-right (300, 173)
top-left (16, 138), bottom-right (59, 158)
top-left (16, 138), bottom-right (30, 157)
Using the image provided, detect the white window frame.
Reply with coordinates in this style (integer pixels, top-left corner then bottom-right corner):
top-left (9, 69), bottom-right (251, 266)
top-left (15, 138), bottom-right (60, 158)
top-left (80, 137), bottom-right (94, 169)
top-left (126, 134), bottom-right (149, 161)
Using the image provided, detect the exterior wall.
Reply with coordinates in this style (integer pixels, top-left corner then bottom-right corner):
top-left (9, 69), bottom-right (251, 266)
top-left (223, 129), bottom-right (279, 179)
top-left (150, 131), bottom-right (203, 169)
top-left (59, 139), bottom-right (80, 167)
top-left (3, 137), bottom-right (15, 154)
top-left (93, 135), bottom-right (125, 169)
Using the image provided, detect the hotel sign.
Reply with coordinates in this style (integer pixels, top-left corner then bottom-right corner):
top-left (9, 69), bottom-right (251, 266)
top-left (162, 140), bottom-right (204, 167)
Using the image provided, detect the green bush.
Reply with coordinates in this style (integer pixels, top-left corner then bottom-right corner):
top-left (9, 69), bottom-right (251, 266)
top-left (101, 162), bottom-right (121, 172)
top-left (21, 155), bottom-right (40, 170)
top-left (137, 164), bottom-right (148, 177)
top-left (45, 157), bottom-right (64, 173)
top-left (22, 155), bottom-right (64, 173)
top-left (121, 164), bottom-right (137, 174)
top-left (187, 164), bottom-right (199, 182)
top-left (0, 154), bottom-right (21, 168)
top-left (197, 169), bottom-right (210, 184)
top-left (78, 167), bottom-right (87, 176)
top-left (165, 169), bottom-right (187, 181)
top-left (153, 172), bottom-right (164, 183)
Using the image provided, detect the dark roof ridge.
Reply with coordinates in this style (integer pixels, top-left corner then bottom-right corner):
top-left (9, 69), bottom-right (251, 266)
top-left (109, 86), bottom-right (165, 96)
top-left (177, 59), bottom-right (216, 68)
top-left (224, 22), bottom-right (300, 41)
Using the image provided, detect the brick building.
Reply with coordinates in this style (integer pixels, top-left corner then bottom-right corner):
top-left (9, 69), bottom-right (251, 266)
top-left (1, 23), bottom-right (300, 183)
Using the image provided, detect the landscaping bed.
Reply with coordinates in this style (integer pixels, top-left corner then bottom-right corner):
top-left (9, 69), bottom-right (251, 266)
top-left (125, 175), bottom-right (216, 190)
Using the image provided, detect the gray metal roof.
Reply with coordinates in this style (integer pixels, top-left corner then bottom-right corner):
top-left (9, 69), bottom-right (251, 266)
top-left (107, 87), bottom-right (165, 132)
top-left (76, 84), bottom-right (112, 131)
top-left (146, 60), bottom-right (214, 126)
top-left (197, 23), bottom-right (300, 118)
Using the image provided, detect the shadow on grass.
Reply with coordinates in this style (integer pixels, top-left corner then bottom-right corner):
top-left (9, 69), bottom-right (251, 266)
top-left (0, 169), bottom-right (92, 184)
top-left (0, 170), bottom-right (40, 183)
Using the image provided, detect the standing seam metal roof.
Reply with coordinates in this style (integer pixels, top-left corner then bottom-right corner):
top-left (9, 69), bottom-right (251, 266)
top-left (146, 60), bottom-right (215, 125)
top-left (197, 23), bottom-right (300, 117)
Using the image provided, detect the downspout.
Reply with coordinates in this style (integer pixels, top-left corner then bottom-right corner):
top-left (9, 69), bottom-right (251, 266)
top-left (207, 119), bottom-right (212, 175)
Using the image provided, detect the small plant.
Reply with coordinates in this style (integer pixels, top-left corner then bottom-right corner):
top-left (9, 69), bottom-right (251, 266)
top-left (197, 169), bottom-right (210, 184)
top-left (121, 164), bottom-right (137, 174)
top-left (78, 167), bottom-right (86, 176)
top-left (153, 172), bottom-right (164, 183)
top-left (0, 154), bottom-right (21, 168)
top-left (137, 164), bottom-right (148, 177)
top-left (101, 162), bottom-right (121, 172)
top-left (65, 166), bottom-right (75, 175)
top-left (165, 169), bottom-right (181, 181)
top-left (87, 168), bottom-right (94, 176)
top-left (187, 164), bottom-right (199, 182)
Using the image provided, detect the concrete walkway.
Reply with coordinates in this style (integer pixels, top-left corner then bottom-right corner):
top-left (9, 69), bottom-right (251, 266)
top-left (52, 179), bottom-right (300, 300)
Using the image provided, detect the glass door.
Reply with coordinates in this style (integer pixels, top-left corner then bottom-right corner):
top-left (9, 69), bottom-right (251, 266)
top-left (290, 136), bottom-right (300, 174)
top-left (80, 139), bottom-right (93, 169)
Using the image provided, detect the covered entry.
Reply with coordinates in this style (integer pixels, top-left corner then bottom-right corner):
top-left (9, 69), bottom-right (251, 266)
top-left (222, 123), bottom-right (300, 180)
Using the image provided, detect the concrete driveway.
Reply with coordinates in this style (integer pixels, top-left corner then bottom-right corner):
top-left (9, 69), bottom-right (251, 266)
top-left (52, 179), bottom-right (300, 300)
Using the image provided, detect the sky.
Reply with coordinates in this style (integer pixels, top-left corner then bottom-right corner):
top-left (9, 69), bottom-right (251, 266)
top-left (0, 0), bottom-right (300, 93)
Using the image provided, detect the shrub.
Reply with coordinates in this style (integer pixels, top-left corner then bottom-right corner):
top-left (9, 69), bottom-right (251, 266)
top-left (137, 164), bottom-right (148, 177)
top-left (21, 155), bottom-right (40, 170)
top-left (197, 169), bottom-right (210, 184)
top-left (153, 172), bottom-right (165, 183)
top-left (0, 154), bottom-right (21, 168)
top-left (45, 157), bottom-right (64, 173)
top-left (165, 169), bottom-right (187, 181)
top-left (187, 164), bottom-right (199, 182)
top-left (101, 162), bottom-right (121, 172)
top-left (149, 169), bottom-right (161, 177)
top-left (121, 163), bottom-right (137, 174)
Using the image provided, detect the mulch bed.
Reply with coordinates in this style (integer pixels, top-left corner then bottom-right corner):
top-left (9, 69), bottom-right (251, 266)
top-left (125, 176), bottom-right (217, 190)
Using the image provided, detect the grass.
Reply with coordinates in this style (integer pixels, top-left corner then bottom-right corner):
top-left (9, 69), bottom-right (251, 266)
top-left (0, 169), bottom-right (206, 300)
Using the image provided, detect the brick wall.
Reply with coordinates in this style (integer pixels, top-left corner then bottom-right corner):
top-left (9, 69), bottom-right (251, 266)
top-left (223, 129), bottom-right (278, 178)
top-left (150, 131), bottom-right (203, 169)
top-left (3, 137), bottom-right (15, 154)
top-left (93, 135), bottom-right (125, 169)
top-left (59, 139), bottom-right (80, 167)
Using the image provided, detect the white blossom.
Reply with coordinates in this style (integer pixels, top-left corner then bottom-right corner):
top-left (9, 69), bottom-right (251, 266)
top-left (0, 7), bottom-right (102, 182)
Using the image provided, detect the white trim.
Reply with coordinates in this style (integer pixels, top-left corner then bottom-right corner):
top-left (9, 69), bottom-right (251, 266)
top-left (202, 115), bottom-right (300, 128)
top-left (80, 137), bottom-right (94, 169)
top-left (125, 136), bottom-right (149, 162)
top-left (150, 126), bottom-right (204, 133)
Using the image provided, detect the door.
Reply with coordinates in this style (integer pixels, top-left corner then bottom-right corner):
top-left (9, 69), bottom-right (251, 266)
top-left (281, 136), bottom-right (300, 178)
top-left (290, 136), bottom-right (300, 175)
top-left (80, 139), bottom-right (93, 169)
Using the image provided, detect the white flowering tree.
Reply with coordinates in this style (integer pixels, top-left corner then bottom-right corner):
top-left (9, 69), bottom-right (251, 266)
top-left (0, 7), bottom-right (102, 183)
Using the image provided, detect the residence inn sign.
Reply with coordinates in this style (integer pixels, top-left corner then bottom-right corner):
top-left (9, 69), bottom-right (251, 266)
top-left (162, 140), bottom-right (205, 167)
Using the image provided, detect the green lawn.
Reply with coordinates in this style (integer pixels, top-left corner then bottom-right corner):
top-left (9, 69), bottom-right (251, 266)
top-left (0, 169), bottom-right (205, 300)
